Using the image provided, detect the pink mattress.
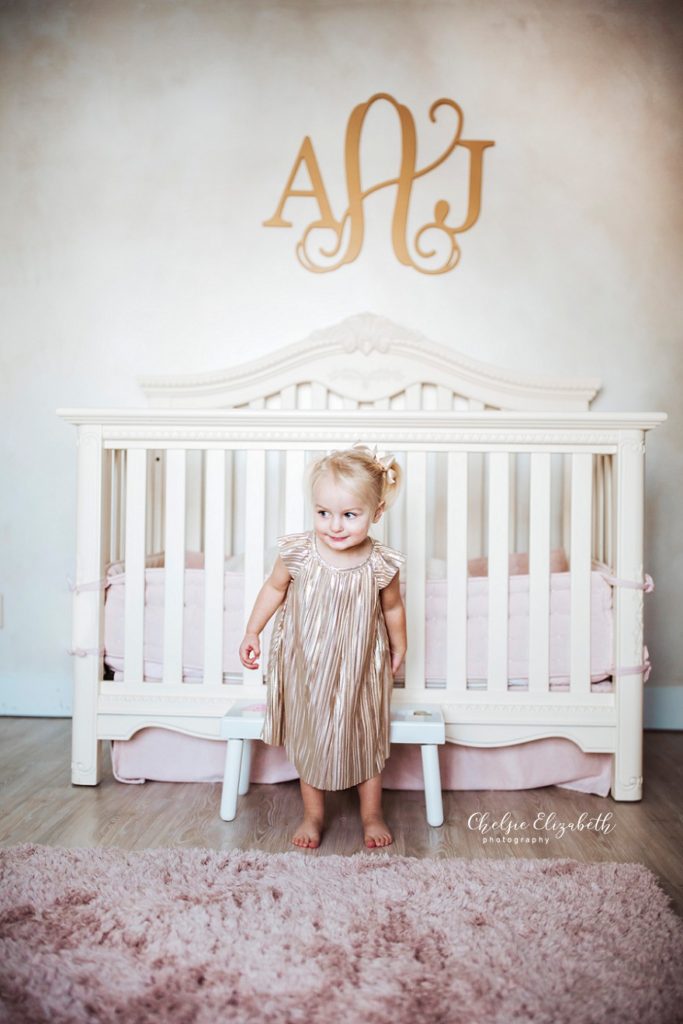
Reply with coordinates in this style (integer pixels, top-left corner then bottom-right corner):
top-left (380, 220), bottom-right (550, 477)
top-left (106, 547), bottom-right (615, 795)
top-left (103, 547), bottom-right (615, 689)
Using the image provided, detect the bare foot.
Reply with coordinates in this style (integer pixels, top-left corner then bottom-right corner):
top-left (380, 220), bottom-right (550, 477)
top-left (362, 815), bottom-right (393, 849)
top-left (292, 816), bottom-right (323, 849)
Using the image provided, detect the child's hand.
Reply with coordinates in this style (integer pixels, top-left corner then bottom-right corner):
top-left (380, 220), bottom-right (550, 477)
top-left (239, 632), bottom-right (261, 669)
top-left (391, 647), bottom-right (406, 676)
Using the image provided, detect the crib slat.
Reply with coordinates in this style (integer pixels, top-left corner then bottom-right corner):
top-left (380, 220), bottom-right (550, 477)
top-left (436, 386), bottom-right (453, 410)
top-left (405, 451), bottom-right (426, 695)
top-left (509, 454), bottom-right (517, 552)
top-left (487, 452), bottom-right (509, 693)
top-left (605, 455), bottom-right (613, 568)
top-left (224, 451), bottom-right (234, 557)
top-left (561, 455), bottom-right (571, 560)
top-left (123, 448), bottom-right (147, 687)
top-left (310, 382), bottom-right (327, 409)
top-left (204, 450), bottom-right (226, 688)
top-left (432, 387), bottom-right (452, 562)
top-left (280, 385), bottom-right (297, 409)
top-left (405, 384), bottom-right (422, 410)
top-left (102, 450), bottom-right (113, 567)
top-left (371, 408), bottom-right (390, 544)
top-left (285, 450), bottom-right (305, 533)
top-left (468, 399), bottom-right (484, 556)
top-left (244, 450), bottom-right (266, 687)
top-left (163, 449), bottom-right (186, 686)
top-left (528, 453), bottom-right (551, 694)
top-left (570, 453), bottom-right (593, 694)
top-left (145, 453), bottom-right (155, 555)
top-left (447, 452), bottom-right (468, 695)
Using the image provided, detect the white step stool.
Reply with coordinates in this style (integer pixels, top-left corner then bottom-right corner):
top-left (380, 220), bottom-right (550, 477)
top-left (219, 700), bottom-right (446, 827)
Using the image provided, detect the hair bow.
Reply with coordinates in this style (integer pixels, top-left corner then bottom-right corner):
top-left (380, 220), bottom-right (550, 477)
top-left (351, 442), bottom-right (398, 485)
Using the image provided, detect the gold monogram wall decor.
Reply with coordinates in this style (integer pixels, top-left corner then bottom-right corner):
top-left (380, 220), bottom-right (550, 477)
top-left (263, 92), bottom-right (495, 275)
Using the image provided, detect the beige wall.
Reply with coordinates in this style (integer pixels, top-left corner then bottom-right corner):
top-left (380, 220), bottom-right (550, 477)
top-left (1, 0), bottom-right (681, 719)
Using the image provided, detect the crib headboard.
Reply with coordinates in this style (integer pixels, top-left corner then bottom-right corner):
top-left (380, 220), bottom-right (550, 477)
top-left (139, 312), bottom-right (600, 413)
top-left (135, 313), bottom-right (602, 560)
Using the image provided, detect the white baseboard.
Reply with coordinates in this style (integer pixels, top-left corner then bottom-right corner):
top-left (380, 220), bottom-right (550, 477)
top-left (644, 686), bottom-right (683, 730)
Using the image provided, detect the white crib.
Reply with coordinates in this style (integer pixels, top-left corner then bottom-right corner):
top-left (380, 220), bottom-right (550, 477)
top-left (57, 314), bottom-right (665, 801)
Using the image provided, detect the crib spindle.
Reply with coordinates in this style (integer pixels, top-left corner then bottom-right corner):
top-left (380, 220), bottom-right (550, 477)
top-left (509, 453), bottom-right (518, 552)
top-left (224, 451), bottom-right (234, 557)
top-left (561, 455), bottom-right (572, 560)
top-left (203, 449), bottom-right (226, 688)
top-left (404, 451), bottom-right (426, 695)
top-left (487, 452), bottom-right (510, 692)
top-left (279, 384), bottom-right (297, 409)
top-left (569, 452), bottom-right (593, 695)
top-left (123, 448), bottom-right (147, 687)
top-left (163, 449), bottom-right (187, 686)
top-left (528, 452), bottom-right (551, 693)
top-left (467, 398), bottom-right (485, 556)
top-left (243, 449), bottom-right (266, 687)
top-left (310, 382), bottom-right (327, 408)
top-left (446, 452), bottom-right (468, 695)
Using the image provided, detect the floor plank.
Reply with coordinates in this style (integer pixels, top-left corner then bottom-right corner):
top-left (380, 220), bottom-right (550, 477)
top-left (1, 718), bottom-right (681, 917)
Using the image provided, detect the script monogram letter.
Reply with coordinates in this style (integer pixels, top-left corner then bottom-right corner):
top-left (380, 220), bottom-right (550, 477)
top-left (263, 136), bottom-right (337, 230)
top-left (263, 94), bottom-right (495, 274)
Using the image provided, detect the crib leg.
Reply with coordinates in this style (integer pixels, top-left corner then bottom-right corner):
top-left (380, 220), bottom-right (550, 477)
top-left (420, 744), bottom-right (444, 827)
top-left (71, 730), bottom-right (103, 786)
top-left (220, 739), bottom-right (243, 821)
top-left (238, 739), bottom-right (252, 796)
top-left (71, 648), bottom-right (104, 785)
top-left (611, 431), bottom-right (645, 802)
top-left (611, 677), bottom-right (643, 801)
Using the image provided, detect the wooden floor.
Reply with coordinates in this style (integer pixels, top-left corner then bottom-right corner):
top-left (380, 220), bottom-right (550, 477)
top-left (1, 718), bottom-right (682, 917)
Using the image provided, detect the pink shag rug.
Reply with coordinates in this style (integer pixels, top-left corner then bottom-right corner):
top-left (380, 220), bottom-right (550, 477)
top-left (1, 844), bottom-right (682, 1024)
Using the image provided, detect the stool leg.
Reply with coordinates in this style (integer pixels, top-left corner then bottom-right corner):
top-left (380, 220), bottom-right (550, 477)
top-left (421, 744), bottom-right (444, 827)
top-left (238, 739), bottom-right (252, 796)
top-left (220, 739), bottom-right (243, 821)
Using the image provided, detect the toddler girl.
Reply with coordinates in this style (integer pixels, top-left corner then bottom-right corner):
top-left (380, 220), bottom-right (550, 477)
top-left (238, 442), bottom-right (407, 850)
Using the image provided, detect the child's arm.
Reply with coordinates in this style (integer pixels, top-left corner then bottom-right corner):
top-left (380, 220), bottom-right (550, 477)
top-left (239, 555), bottom-right (292, 670)
top-left (380, 572), bottom-right (407, 675)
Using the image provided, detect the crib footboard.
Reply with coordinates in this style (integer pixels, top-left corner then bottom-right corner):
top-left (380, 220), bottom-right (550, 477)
top-left (59, 407), bottom-right (664, 799)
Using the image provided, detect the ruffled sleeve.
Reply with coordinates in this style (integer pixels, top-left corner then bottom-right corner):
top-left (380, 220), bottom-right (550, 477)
top-left (372, 542), bottom-right (406, 590)
top-left (276, 531), bottom-right (311, 580)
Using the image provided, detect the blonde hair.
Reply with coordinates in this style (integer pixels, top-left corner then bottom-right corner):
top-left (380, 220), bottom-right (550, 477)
top-left (306, 442), bottom-right (402, 512)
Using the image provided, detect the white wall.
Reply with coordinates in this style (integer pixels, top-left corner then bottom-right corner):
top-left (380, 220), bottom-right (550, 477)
top-left (1, 0), bottom-right (681, 721)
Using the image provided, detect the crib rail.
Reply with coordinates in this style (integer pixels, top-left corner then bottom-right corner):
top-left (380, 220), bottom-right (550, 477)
top-left (58, 408), bottom-right (664, 796)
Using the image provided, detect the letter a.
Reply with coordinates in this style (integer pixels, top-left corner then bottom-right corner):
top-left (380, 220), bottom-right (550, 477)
top-left (263, 137), bottom-right (336, 228)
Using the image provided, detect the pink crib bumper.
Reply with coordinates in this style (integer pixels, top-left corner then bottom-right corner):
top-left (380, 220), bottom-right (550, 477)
top-left (100, 548), bottom-right (621, 687)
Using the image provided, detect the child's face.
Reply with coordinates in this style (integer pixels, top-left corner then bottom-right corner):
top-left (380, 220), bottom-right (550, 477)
top-left (312, 474), bottom-right (383, 555)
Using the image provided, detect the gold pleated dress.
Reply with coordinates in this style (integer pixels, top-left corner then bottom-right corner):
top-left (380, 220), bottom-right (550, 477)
top-left (260, 530), bottom-right (406, 791)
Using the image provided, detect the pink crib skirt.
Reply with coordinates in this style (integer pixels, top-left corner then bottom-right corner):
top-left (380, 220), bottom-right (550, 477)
top-left (111, 730), bottom-right (612, 796)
